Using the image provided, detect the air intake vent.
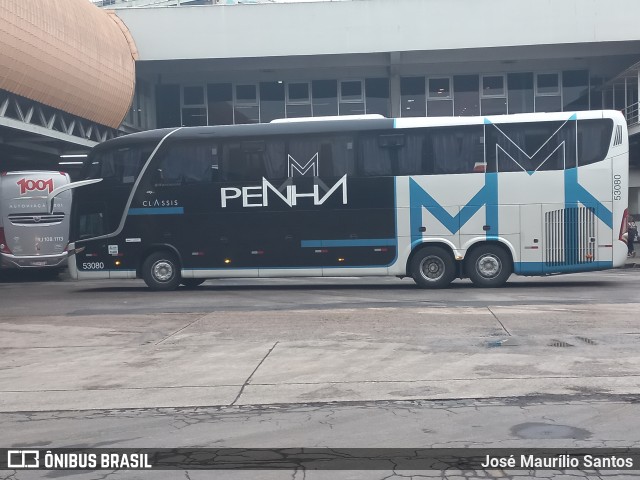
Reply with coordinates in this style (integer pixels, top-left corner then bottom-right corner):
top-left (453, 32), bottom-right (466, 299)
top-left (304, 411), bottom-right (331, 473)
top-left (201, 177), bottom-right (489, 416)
top-left (613, 125), bottom-right (624, 146)
top-left (8, 213), bottom-right (65, 225)
top-left (544, 207), bottom-right (595, 266)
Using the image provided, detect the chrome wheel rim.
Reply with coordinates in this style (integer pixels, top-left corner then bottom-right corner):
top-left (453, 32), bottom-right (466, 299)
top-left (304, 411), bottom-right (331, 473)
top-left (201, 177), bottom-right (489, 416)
top-left (476, 254), bottom-right (501, 279)
top-left (152, 260), bottom-right (174, 282)
top-left (419, 255), bottom-right (445, 282)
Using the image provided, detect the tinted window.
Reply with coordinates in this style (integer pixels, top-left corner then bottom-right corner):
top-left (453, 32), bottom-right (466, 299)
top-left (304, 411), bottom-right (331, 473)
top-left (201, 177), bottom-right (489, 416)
top-left (207, 83), bottom-right (233, 126)
top-left (578, 119), bottom-right (614, 166)
top-left (359, 132), bottom-right (424, 176)
top-left (152, 142), bottom-right (219, 186)
top-left (260, 82), bottom-right (285, 123)
top-left (359, 127), bottom-right (484, 177)
top-left (424, 126), bottom-right (484, 174)
top-left (312, 80), bottom-right (338, 117)
top-left (289, 135), bottom-right (355, 178)
top-left (486, 121), bottom-right (576, 172)
top-left (507, 72), bottom-right (534, 114)
top-left (86, 145), bottom-right (153, 184)
top-left (365, 78), bottom-right (390, 117)
top-left (220, 140), bottom-right (286, 182)
top-left (400, 77), bottom-right (426, 118)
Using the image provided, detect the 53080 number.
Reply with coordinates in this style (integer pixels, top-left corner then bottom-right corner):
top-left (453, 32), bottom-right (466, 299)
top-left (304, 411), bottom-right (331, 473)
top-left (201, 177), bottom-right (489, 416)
top-left (614, 174), bottom-right (622, 201)
top-left (82, 262), bottom-right (105, 270)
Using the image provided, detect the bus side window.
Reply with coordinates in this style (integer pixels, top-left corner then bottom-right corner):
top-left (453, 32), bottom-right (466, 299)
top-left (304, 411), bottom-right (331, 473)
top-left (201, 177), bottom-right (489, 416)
top-left (577, 119), bottom-right (614, 166)
top-left (153, 142), bottom-right (218, 186)
top-left (221, 140), bottom-right (285, 182)
top-left (77, 203), bottom-right (106, 239)
top-left (487, 121), bottom-right (574, 173)
top-left (395, 133), bottom-right (425, 176)
top-left (358, 134), bottom-right (393, 176)
top-left (425, 126), bottom-right (484, 174)
top-left (89, 146), bottom-right (151, 184)
top-left (358, 132), bottom-right (426, 177)
top-left (288, 135), bottom-right (354, 179)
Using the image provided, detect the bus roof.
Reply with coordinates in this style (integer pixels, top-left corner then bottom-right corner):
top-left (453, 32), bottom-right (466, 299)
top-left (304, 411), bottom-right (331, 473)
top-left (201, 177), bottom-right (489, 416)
top-left (93, 110), bottom-right (622, 152)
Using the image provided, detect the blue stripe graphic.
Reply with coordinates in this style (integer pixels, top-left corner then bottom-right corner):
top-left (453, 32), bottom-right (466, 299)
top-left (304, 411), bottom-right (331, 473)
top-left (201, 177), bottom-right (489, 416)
top-left (301, 239), bottom-right (397, 248)
top-left (128, 207), bottom-right (184, 216)
top-left (515, 261), bottom-right (613, 275)
top-left (564, 168), bottom-right (613, 228)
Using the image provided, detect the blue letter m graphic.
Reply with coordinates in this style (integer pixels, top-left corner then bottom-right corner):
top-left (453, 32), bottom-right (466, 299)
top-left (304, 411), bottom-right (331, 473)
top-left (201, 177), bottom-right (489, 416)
top-left (409, 174), bottom-right (498, 245)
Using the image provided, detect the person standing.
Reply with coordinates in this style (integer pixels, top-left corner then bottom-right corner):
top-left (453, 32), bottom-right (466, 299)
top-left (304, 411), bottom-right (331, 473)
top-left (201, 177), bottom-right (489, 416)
top-left (628, 216), bottom-right (638, 257)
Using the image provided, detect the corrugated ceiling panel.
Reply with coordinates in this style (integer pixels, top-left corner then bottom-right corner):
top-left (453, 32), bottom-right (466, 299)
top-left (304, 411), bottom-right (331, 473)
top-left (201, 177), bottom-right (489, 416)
top-left (0, 0), bottom-right (136, 128)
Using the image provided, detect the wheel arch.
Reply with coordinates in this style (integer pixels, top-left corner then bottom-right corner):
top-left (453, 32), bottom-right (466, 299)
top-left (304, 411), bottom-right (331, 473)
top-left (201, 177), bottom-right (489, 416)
top-left (406, 240), bottom-right (457, 276)
top-left (136, 243), bottom-right (183, 278)
top-left (462, 239), bottom-right (515, 277)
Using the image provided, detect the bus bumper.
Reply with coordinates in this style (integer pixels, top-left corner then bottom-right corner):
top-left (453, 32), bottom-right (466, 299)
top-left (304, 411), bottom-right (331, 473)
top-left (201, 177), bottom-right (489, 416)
top-left (0, 252), bottom-right (67, 269)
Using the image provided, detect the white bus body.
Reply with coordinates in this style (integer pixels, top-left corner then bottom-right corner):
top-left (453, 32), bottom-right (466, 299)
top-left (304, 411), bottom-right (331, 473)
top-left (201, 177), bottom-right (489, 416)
top-left (0, 171), bottom-right (72, 269)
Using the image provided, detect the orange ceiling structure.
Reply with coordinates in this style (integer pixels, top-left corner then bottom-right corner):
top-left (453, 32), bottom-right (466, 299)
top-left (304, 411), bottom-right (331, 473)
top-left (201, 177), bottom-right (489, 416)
top-left (0, 0), bottom-right (137, 129)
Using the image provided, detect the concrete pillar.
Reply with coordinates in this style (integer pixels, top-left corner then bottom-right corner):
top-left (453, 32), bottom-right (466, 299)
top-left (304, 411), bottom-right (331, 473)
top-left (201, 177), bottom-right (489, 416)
top-left (389, 52), bottom-right (401, 118)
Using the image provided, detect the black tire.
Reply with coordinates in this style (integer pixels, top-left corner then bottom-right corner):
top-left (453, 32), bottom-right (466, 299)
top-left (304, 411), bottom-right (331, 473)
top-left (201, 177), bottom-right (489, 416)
top-left (465, 244), bottom-right (512, 288)
top-left (142, 251), bottom-right (181, 291)
top-left (181, 278), bottom-right (206, 288)
top-left (409, 246), bottom-right (456, 289)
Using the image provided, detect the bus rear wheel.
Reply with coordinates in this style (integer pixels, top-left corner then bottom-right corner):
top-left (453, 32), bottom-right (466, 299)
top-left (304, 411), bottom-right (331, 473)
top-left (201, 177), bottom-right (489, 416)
top-left (142, 251), bottom-right (181, 291)
top-left (465, 245), bottom-right (512, 288)
top-left (410, 246), bottom-right (456, 289)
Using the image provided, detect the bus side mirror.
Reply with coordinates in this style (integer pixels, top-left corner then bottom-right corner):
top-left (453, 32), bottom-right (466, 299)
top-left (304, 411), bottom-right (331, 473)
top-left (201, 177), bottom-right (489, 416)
top-left (47, 178), bottom-right (103, 214)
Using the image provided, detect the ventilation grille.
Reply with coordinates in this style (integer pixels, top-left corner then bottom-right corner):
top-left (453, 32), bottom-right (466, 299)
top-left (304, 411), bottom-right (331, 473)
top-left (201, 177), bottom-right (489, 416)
top-left (8, 213), bottom-right (65, 225)
top-left (614, 125), bottom-right (624, 146)
top-left (544, 207), bottom-right (595, 266)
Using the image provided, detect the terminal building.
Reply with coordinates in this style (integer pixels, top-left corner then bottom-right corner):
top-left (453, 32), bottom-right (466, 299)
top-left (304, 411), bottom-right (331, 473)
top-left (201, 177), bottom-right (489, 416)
top-left (2, 0), bottom-right (640, 212)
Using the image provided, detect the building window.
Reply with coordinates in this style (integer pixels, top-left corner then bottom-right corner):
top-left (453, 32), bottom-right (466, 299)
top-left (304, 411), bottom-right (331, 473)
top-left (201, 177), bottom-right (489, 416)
top-left (481, 75), bottom-right (507, 115)
top-left (156, 84), bottom-right (180, 128)
top-left (400, 76), bottom-right (426, 118)
top-left (181, 85), bottom-right (207, 127)
top-left (312, 80), bottom-right (338, 117)
top-left (507, 72), bottom-right (534, 114)
top-left (453, 75), bottom-right (479, 116)
top-left (562, 70), bottom-right (589, 112)
top-left (234, 84), bottom-right (259, 124)
top-left (428, 77), bottom-right (451, 99)
top-left (260, 82), bottom-right (285, 123)
top-left (286, 82), bottom-right (312, 118)
top-left (535, 73), bottom-right (561, 112)
top-left (482, 75), bottom-right (505, 97)
top-left (339, 80), bottom-right (365, 115)
top-left (365, 78), bottom-right (390, 117)
top-left (207, 83), bottom-right (233, 126)
top-left (427, 77), bottom-right (453, 116)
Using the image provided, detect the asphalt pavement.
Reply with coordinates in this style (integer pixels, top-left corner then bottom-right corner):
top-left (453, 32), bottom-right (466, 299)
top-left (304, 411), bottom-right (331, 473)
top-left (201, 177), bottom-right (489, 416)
top-left (1, 268), bottom-right (640, 479)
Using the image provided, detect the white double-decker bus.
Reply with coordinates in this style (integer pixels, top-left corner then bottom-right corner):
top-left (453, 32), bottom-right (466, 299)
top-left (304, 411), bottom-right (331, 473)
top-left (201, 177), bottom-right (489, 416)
top-left (65, 110), bottom-right (628, 290)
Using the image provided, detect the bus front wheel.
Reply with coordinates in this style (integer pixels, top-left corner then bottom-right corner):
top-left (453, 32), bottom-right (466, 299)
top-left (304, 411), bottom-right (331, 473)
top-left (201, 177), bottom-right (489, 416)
top-left (142, 251), bottom-right (181, 291)
top-left (181, 278), bottom-right (206, 288)
top-left (410, 246), bottom-right (456, 289)
top-left (465, 245), bottom-right (512, 288)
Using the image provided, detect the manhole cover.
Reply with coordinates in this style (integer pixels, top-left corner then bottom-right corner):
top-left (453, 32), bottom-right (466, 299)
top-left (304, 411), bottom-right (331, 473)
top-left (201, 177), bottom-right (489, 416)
top-left (511, 422), bottom-right (591, 440)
